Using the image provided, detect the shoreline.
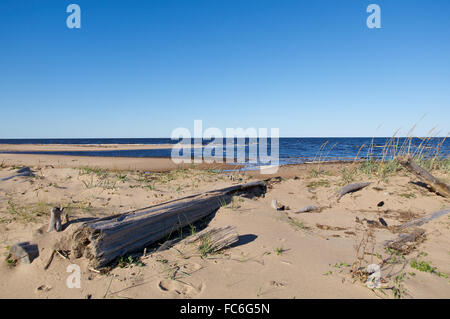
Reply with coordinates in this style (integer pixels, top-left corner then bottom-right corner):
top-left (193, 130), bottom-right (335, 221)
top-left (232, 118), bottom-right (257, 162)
top-left (0, 143), bottom-right (194, 152)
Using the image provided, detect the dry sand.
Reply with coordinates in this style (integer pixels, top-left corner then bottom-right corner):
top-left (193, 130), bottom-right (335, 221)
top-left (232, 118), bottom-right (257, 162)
top-left (0, 151), bottom-right (449, 299)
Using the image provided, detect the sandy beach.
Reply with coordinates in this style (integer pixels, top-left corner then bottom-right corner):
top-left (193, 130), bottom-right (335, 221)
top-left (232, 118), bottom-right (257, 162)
top-left (0, 148), bottom-right (449, 299)
top-left (0, 153), bottom-right (239, 172)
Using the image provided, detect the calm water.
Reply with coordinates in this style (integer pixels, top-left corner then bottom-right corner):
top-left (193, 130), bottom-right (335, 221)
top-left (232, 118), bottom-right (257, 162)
top-left (1, 138), bottom-right (448, 168)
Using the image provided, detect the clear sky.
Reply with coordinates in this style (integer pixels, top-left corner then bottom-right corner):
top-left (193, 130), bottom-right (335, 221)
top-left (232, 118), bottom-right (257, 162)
top-left (0, 0), bottom-right (449, 138)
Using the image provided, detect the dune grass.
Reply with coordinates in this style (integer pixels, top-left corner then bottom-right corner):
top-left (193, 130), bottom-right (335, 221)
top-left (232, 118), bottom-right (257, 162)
top-left (312, 126), bottom-right (448, 182)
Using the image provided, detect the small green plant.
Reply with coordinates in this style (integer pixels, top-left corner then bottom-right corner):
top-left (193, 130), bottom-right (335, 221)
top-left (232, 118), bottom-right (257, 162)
top-left (392, 273), bottom-right (406, 299)
top-left (410, 259), bottom-right (448, 278)
top-left (189, 224), bottom-right (196, 236)
top-left (143, 183), bottom-right (156, 191)
top-left (81, 175), bottom-right (95, 189)
top-left (334, 262), bottom-right (350, 269)
top-left (6, 258), bottom-right (17, 268)
top-left (118, 255), bottom-right (143, 268)
top-left (256, 287), bottom-right (263, 297)
top-left (385, 247), bottom-right (403, 257)
top-left (79, 167), bottom-right (109, 179)
top-left (410, 259), bottom-right (433, 272)
top-left (275, 247), bottom-right (284, 255)
top-left (116, 173), bottom-right (127, 183)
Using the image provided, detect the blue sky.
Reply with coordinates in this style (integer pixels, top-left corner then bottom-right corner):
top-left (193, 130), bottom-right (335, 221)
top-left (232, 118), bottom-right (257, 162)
top-left (0, 0), bottom-right (449, 138)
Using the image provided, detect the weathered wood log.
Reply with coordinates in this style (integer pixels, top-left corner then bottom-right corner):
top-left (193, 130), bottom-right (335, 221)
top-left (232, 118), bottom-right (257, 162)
top-left (47, 207), bottom-right (63, 232)
top-left (8, 242), bottom-right (39, 265)
top-left (336, 182), bottom-right (371, 201)
top-left (183, 225), bottom-right (239, 255)
top-left (295, 205), bottom-right (321, 213)
top-left (397, 208), bottom-right (450, 231)
top-left (70, 181), bottom-right (266, 268)
top-left (397, 155), bottom-right (450, 198)
top-left (384, 228), bottom-right (425, 252)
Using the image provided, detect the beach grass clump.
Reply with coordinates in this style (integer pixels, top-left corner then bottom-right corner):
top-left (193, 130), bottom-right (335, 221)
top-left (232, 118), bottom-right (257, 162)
top-left (115, 173), bottom-right (127, 183)
top-left (306, 179), bottom-right (330, 189)
top-left (342, 126), bottom-right (449, 181)
top-left (357, 158), bottom-right (402, 179)
top-left (399, 192), bottom-right (416, 199)
top-left (80, 175), bottom-right (95, 189)
top-left (415, 156), bottom-right (450, 174)
top-left (98, 178), bottom-right (118, 190)
top-left (339, 167), bottom-right (356, 185)
top-left (199, 234), bottom-right (215, 257)
top-left (275, 247), bottom-right (284, 255)
top-left (78, 167), bottom-right (109, 179)
top-left (287, 216), bottom-right (306, 230)
top-left (3, 200), bottom-right (52, 224)
top-left (308, 168), bottom-right (333, 178)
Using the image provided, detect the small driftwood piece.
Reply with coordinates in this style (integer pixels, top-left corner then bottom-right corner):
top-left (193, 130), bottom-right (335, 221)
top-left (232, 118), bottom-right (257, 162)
top-left (43, 250), bottom-right (56, 270)
top-left (397, 155), bottom-right (450, 198)
top-left (384, 228), bottom-right (425, 252)
top-left (184, 225), bottom-right (239, 254)
top-left (397, 208), bottom-right (450, 231)
top-left (47, 207), bottom-right (64, 232)
top-left (70, 181), bottom-right (266, 268)
top-left (295, 205), bottom-right (321, 213)
top-left (8, 242), bottom-right (39, 265)
top-left (336, 182), bottom-right (371, 201)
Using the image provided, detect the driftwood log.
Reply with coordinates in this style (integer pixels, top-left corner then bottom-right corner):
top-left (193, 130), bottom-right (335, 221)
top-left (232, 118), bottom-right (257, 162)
top-left (47, 207), bottom-right (64, 232)
top-left (397, 155), bottom-right (450, 198)
top-left (183, 225), bottom-right (239, 254)
top-left (336, 182), bottom-right (371, 201)
top-left (384, 208), bottom-right (450, 253)
top-left (384, 228), bottom-right (425, 252)
top-left (70, 181), bottom-right (266, 268)
top-left (295, 205), bottom-right (321, 213)
top-left (8, 242), bottom-right (39, 265)
top-left (397, 208), bottom-right (450, 231)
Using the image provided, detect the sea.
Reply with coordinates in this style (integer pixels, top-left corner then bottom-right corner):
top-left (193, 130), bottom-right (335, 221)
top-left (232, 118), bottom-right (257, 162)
top-left (0, 137), bottom-right (448, 170)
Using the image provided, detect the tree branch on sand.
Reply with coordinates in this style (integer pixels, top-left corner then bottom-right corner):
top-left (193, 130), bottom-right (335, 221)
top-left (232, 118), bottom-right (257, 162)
top-left (397, 155), bottom-right (450, 198)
